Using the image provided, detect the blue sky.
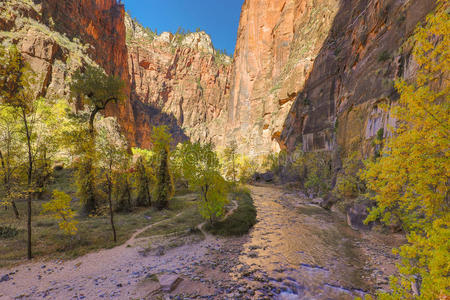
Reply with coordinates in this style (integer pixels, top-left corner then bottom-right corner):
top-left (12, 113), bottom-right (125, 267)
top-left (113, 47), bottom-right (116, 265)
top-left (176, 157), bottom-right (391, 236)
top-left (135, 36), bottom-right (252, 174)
top-left (123, 0), bottom-right (244, 55)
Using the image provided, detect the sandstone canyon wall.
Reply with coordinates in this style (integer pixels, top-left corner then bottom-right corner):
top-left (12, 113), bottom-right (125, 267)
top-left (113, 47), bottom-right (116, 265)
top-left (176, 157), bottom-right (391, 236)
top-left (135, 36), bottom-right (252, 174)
top-left (0, 0), bottom-right (438, 157)
top-left (280, 0), bottom-right (436, 156)
top-left (223, 0), bottom-right (436, 157)
top-left (0, 0), bottom-right (136, 143)
top-left (125, 15), bottom-right (233, 148)
top-left (226, 0), bottom-right (340, 156)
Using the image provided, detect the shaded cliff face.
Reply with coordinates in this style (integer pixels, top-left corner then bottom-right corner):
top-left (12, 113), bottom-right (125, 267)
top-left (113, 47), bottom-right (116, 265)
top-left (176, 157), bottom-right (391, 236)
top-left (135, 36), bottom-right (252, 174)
top-left (224, 0), bottom-right (435, 157)
top-left (226, 0), bottom-right (340, 155)
top-left (125, 15), bottom-right (232, 147)
top-left (0, 0), bottom-right (136, 143)
top-left (281, 0), bottom-right (436, 155)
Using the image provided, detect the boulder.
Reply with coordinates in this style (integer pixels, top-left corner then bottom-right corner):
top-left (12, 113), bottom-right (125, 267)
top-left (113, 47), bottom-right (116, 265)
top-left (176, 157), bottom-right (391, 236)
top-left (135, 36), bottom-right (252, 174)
top-left (319, 194), bottom-right (338, 210)
top-left (261, 172), bottom-right (274, 182)
top-left (0, 274), bottom-right (10, 283)
top-left (346, 203), bottom-right (373, 230)
top-left (252, 171), bottom-right (274, 182)
top-left (158, 274), bottom-right (182, 292)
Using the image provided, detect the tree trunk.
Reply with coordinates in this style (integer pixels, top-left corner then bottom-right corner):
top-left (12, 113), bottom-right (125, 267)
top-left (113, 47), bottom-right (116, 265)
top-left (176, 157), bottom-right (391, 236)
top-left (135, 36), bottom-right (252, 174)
top-left (89, 107), bottom-right (100, 135)
top-left (146, 180), bottom-right (152, 207)
top-left (11, 201), bottom-right (19, 219)
top-left (22, 108), bottom-right (33, 260)
top-left (107, 173), bottom-right (117, 243)
top-left (0, 151), bottom-right (19, 219)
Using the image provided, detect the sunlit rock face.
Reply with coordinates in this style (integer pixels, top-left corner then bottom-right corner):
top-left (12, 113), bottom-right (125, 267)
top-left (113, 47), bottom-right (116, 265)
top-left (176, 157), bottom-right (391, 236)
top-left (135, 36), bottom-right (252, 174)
top-left (126, 15), bottom-right (233, 147)
top-left (225, 0), bottom-right (341, 156)
top-left (41, 0), bottom-right (136, 143)
top-left (0, 0), bottom-right (136, 144)
top-left (1, 0), bottom-right (436, 155)
top-left (224, 0), bottom-right (435, 157)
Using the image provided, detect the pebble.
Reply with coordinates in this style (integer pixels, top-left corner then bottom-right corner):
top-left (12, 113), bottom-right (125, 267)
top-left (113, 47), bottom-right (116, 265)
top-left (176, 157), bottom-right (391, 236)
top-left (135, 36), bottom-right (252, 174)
top-left (0, 274), bottom-right (11, 283)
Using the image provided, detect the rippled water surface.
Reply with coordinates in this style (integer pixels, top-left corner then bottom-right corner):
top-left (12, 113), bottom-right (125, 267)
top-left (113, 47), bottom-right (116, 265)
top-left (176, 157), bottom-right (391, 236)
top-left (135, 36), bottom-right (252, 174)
top-left (232, 185), bottom-right (373, 299)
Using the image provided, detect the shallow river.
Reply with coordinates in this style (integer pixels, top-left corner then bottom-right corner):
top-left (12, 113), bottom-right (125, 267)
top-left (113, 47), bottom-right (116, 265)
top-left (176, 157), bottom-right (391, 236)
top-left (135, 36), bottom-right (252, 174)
top-left (231, 185), bottom-right (388, 299)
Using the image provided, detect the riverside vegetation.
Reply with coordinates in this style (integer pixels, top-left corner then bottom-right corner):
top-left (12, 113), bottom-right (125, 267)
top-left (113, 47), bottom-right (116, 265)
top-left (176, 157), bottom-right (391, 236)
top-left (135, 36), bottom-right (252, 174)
top-left (0, 45), bottom-right (257, 268)
top-left (0, 1), bottom-right (449, 299)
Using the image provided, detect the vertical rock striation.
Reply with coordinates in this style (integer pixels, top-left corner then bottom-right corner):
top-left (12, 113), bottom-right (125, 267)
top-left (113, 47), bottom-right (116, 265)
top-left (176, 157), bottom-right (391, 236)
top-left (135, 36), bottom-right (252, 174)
top-left (225, 0), bottom-right (340, 155)
top-left (126, 15), bottom-right (233, 147)
top-left (0, 0), bottom-right (437, 155)
top-left (280, 0), bottom-right (436, 155)
top-left (42, 0), bottom-right (136, 143)
top-left (222, 0), bottom-right (435, 156)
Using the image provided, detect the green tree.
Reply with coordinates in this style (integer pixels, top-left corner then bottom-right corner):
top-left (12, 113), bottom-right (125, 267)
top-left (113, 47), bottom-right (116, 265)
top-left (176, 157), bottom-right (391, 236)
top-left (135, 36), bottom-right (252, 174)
top-left (0, 105), bottom-right (22, 218)
top-left (0, 45), bottom-right (36, 259)
top-left (223, 141), bottom-right (238, 182)
top-left (134, 156), bottom-right (152, 207)
top-left (361, 2), bottom-right (449, 298)
top-left (97, 119), bottom-right (129, 242)
top-left (70, 65), bottom-right (125, 214)
top-left (179, 142), bottom-right (228, 223)
top-left (41, 190), bottom-right (78, 236)
top-left (151, 126), bottom-right (174, 210)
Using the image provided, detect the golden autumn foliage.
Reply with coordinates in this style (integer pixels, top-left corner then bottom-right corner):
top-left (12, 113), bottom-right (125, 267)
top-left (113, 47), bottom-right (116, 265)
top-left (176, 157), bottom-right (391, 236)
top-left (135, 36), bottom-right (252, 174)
top-left (361, 1), bottom-right (449, 298)
top-left (42, 190), bottom-right (78, 236)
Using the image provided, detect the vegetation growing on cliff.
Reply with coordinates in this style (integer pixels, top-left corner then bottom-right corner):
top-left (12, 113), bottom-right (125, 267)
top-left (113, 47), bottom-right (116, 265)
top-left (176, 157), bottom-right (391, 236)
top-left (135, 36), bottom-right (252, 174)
top-left (361, 2), bottom-right (449, 298)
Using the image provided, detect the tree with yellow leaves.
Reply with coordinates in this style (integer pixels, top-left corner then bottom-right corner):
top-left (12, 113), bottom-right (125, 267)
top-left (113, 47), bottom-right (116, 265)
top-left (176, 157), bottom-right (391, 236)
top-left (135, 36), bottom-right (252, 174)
top-left (42, 190), bottom-right (78, 236)
top-left (361, 1), bottom-right (449, 298)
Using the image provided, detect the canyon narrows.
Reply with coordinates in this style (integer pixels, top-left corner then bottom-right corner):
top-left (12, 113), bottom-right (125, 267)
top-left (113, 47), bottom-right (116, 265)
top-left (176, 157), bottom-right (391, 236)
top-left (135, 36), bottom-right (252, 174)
top-left (0, 0), bottom-right (447, 299)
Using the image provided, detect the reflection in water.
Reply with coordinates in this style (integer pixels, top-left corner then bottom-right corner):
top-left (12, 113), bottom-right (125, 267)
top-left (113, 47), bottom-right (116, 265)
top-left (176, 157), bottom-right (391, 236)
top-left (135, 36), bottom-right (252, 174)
top-left (232, 185), bottom-right (371, 299)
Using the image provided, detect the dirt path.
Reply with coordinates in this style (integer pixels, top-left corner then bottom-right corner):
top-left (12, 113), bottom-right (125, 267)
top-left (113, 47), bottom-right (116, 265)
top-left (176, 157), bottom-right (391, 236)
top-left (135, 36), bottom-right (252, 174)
top-left (197, 199), bottom-right (238, 240)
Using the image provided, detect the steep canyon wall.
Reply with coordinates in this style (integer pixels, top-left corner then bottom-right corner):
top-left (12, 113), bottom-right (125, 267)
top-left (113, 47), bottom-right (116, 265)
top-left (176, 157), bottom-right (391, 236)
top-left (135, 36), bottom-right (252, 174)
top-left (0, 0), bottom-right (136, 143)
top-left (125, 16), bottom-right (233, 148)
top-left (224, 0), bottom-right (435, 157)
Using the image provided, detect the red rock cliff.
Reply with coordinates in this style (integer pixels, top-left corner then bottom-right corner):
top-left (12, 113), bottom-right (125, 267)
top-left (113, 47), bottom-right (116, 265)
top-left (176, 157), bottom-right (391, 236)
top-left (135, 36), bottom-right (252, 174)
top-left (125, 15), bottom-right (233, 147)
top-left (0, 0), bottom-right (135, 144)
top-left (222, 0), bottom-right (435, 157)
top-left (42, 0), bottom-right (136, 143)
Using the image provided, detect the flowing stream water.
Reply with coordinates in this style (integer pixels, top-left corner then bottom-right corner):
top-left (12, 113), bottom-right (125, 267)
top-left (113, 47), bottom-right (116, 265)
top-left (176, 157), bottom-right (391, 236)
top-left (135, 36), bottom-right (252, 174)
top-left (229, 185), bottom-right (399, 299)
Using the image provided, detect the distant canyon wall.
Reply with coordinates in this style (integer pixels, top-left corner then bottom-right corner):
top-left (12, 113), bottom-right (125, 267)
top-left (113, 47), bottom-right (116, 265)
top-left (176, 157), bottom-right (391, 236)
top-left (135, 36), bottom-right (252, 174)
top-left (125, 15), bottom-right (233, 148)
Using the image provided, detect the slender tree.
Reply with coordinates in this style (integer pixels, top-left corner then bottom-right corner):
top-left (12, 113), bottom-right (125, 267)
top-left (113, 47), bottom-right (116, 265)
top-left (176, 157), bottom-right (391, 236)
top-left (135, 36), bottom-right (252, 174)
top-left (0, 45), bottom-right (36, 259)
top-left (97, 121), bottom-right (129, 241)
top-left (0, 106), bottom-right (22, 218)
top-left (70, 65), bottom-right (125, 215)
top-left (223, 141), bottom-right (238, 182)
top-left (179, 142), bottom-right (228, 223)
top-left (152, 126), bottom-right (174, 210)
top-left (135, 156), bottom-right (152, 207)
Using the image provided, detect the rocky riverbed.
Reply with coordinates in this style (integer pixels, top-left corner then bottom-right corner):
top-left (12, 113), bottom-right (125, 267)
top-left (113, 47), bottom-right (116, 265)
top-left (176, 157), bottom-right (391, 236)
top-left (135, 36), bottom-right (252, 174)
top-left (0, 185), bottom-right (404, 299)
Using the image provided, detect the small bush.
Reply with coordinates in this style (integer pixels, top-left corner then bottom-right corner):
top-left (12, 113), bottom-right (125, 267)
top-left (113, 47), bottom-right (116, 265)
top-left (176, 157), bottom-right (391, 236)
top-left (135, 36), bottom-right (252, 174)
top-left (205, 188), bottom-right (257, 236)
top-left (378, 50), bottom-right (391, 62)
top-left (0, 226), bottom-right (18, 239)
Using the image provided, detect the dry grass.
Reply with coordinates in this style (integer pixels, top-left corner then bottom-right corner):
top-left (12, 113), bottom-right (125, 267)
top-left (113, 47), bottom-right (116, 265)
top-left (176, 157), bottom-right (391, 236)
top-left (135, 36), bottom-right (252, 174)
top-left (0, 170), bottom-right (200, 268)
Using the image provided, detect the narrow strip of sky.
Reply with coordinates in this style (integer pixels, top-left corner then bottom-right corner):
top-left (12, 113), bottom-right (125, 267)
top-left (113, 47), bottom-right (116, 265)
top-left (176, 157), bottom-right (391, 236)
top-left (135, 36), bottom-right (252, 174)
top-left (122, 0), bottom-right (244, 55)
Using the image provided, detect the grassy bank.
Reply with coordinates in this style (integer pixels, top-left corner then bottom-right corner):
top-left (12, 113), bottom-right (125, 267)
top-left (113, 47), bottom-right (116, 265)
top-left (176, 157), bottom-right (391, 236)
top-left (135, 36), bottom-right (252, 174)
top-left (0, 171), bottom-right (200, 268)
top-left (205, 186), bottom-right (257, 236)
top-left (137, 193), bottom-right (203, 238)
